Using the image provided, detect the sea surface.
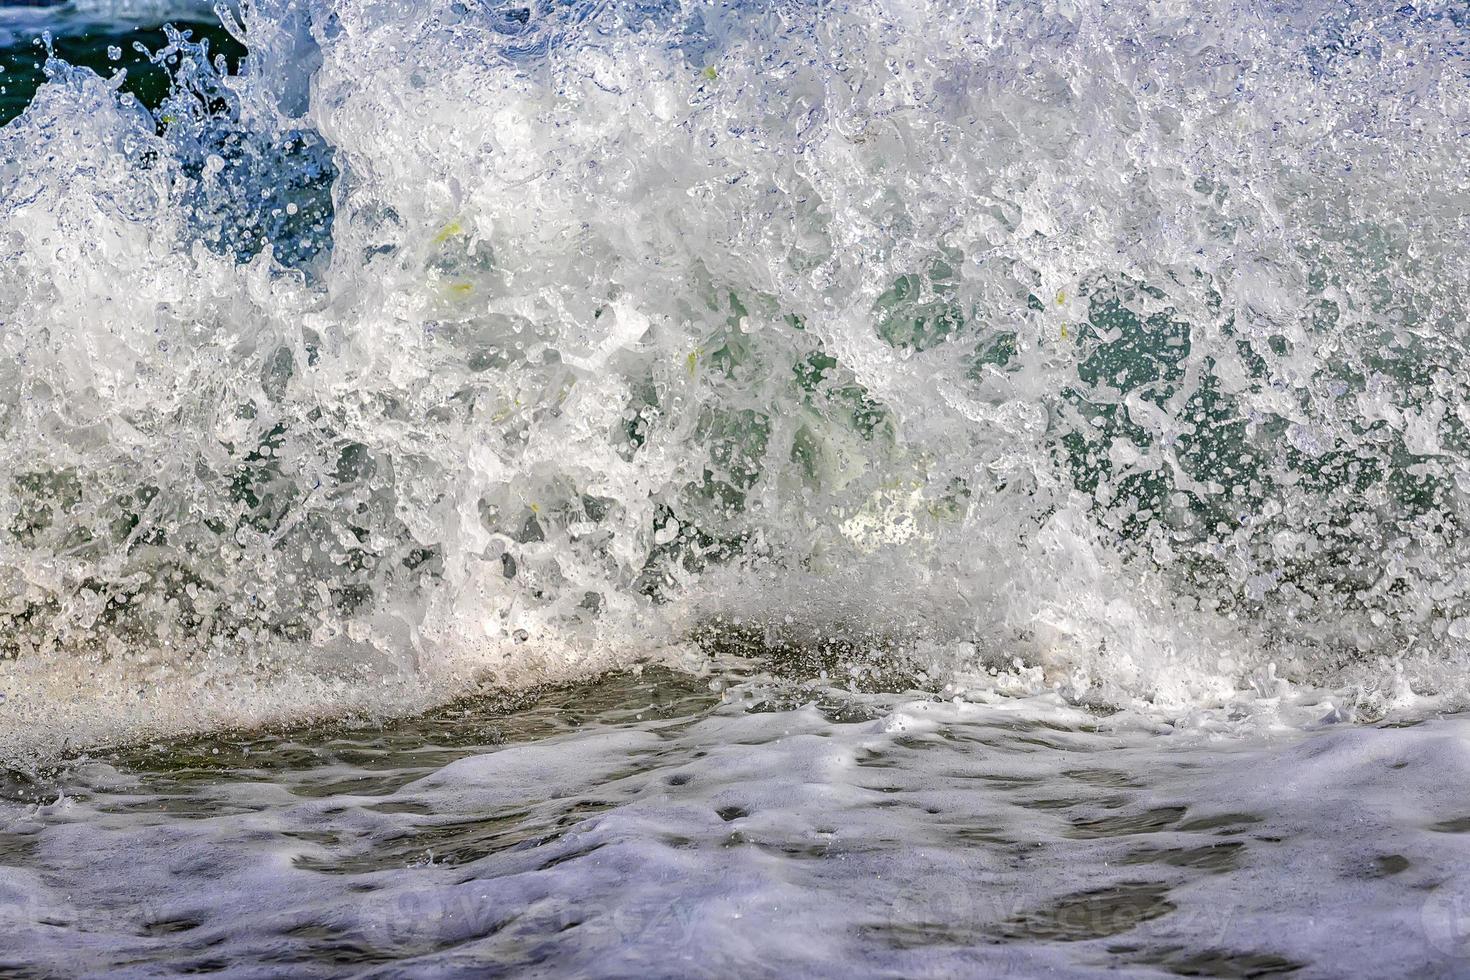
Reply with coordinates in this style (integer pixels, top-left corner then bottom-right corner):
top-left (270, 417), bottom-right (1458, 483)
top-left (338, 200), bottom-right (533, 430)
top-left (2, 0), bottom-right (1470, 975)
top-left (7, 662), bottom-right (1470, 977)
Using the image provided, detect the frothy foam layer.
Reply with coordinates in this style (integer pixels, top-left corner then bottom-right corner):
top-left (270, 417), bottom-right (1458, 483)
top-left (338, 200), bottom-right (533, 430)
top-left (4, 672), bottom-right (1469, 975)
top-left (2, 0), bottom-right (1469, 756)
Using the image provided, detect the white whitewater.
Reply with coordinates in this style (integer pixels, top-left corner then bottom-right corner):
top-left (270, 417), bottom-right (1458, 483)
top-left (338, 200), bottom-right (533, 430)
top-left (2, 3), bottom-right (1470, 971)
top-left (3, 0), bottom-right (1469, 756)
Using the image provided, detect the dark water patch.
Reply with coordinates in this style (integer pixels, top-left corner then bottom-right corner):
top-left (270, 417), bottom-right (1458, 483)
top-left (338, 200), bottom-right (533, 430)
top-left (859, 919), bottom-right (991, 950)
top-left (537, 840), bottom-right (607, 871)
top-left (1120, 841), bottom-right (1245, 874)
top-left (855, 748), bottom-right (900, 769)
top-left (1068, 806), bottom-right (1188, 839)
top-left (281, 828), bottom-right (343, 848)
top-left (892, 735), bottom-right (944, 751)
top-left (1017, 796), bottom-right (1092, 812)
top-left (173, 957), bottom-right (230, 973)
top-left (1008, 733), bottom-right (1100, 753)
top-left (1177, 812), bottom-right (1264, 834)
top-left (274, 918), bottom-right (483, 967)
top-left (944, 825), bottom-right (1019, 846)
top-left (1018, 794), bottom-right (1129, 813)
top-left (927, 719), bottom-right (1101, 754)
top-left (606, 744), bottom-right (709, 781)
top-left (264, 936), bottom-right (400, 968)
top-left (294, 809), bottom-right (533, 874)
top-left (811, 701), bottom-right (894, 725)
top-left (288, 771), bottom-right (434, 799)
top-left (1063, 767), bottom-right (1145, 789)
top-left (1428, 815), bottom-right (1470, 833)
top-left (0, 18), bottom-right (245, 126)
top-left (717, 828), bottom-right (854, 860)
top-left (0, 829), bottom-right (39, 863)
top-left (301, 795), bottom-right (614, 875)
top-left (1000, 882), bottom-right (1176, 942)
top-left (1117, 944), bottom-right (1306, 977)
top-left (750, 836), bottom-right (842, 860)
top-left (947, 771), bottom-right (1045, 787)
top-left (0, 965), bottom-right (69, 980)
top-left (87, 666), bottom-right (716, 796)
top-left (366, 800), bottom-right (435, 816)
top-left (0, 767), bottom-right (67, 806)
top-left (94, 795), bottom-right (265, 820)
top-left (1368, 853), bottom-right (1410, 877)
top-left (142, 916), bottom-right (202, 936)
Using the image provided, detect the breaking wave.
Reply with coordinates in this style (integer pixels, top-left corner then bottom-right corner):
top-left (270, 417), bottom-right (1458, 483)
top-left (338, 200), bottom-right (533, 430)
top-left (3, 0), bottom-right (1469, 755)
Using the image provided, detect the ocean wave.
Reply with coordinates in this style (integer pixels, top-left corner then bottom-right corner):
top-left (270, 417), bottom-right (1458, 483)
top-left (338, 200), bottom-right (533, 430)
top-left (2, 0), bottom-right (1469, 758)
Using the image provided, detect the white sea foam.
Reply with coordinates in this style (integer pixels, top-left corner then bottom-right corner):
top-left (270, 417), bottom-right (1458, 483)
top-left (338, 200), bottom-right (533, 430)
top-left (2, 673), bottom-right (1467, 975)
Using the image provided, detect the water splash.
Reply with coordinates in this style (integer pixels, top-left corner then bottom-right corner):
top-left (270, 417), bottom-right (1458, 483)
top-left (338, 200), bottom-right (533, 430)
top-left (2, 0), bottom-right (1468, 756)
